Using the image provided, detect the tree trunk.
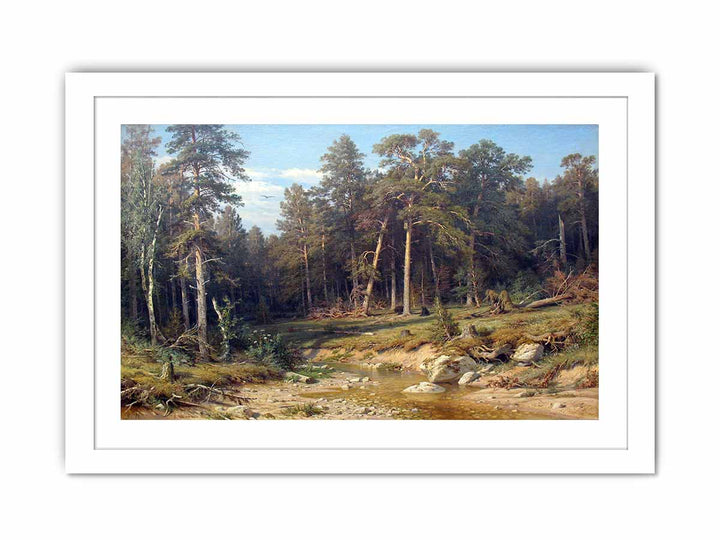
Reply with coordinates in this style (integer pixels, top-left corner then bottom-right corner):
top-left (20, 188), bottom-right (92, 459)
top-left (428, 236), bottom-right (440, 299)
top-left (194, 242), bottom-right (209, 360)
top-left (580, 208), bottom-right (591, 263)
top-left (349, 240), bottom-right (359, 308)
top-left (180, 273), bottom-right (190, 331)
top-left (390, 239), bottom-right (397, 311)
top-left (402, 218), bottom-right (412, 315)
top-left (362, 213), bottom-right (389, 315)
top-left (321, 232), bottom-right (329, 303)
top-left (212, 297), bottom-right (231, 362)
top-left (140, 209), bottom-right (165, 347)
top-left (190, 126), bottom-right (209, 361)
top-left (558, 214), bottom-right (568, 269)
top-left (302, 243), bottom-right (312, 308)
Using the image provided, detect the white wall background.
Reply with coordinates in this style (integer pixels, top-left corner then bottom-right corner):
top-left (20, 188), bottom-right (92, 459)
top-left (2, 1), bottom-right (716, 538)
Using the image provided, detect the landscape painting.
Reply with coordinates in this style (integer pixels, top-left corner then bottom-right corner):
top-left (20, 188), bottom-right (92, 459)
top-left (121, 124), bottom-right (599, 420)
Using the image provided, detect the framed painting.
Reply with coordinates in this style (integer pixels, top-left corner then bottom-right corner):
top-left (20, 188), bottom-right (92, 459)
top-left (65, 72), bottom-right (655, 473)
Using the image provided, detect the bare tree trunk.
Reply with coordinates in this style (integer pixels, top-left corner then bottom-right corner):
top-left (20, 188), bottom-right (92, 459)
top-left (212, 297), bottom-right (231, 362)
top-left (362, 213), bottom-right (389, 315)
top-left (194, 242), bottom-right (209, 360)
top-left (558, 214), bottom-right (568, 269)
top-left (140, 209), bottom-right (165, 347)
top-left (402, 218), bottom-right (412, 315)
top-left (303, 243), bottom-right (312, 308)
top-left (580, 208), bottom-right (591, 263)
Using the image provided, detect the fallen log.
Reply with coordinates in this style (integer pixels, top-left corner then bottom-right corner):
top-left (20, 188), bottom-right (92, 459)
top-left (523, 294), bottom-right (572, 309)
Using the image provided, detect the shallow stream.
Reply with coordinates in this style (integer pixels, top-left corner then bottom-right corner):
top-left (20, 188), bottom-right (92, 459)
top-left (302, 361), bottom-right (556, 420)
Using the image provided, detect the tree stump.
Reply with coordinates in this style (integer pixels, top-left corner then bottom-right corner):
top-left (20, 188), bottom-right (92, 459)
top-left (160, 361), bottom-right (175, 382)
top-left (459, 324), bottom-right (478, 339)
top-left (420, 306), bottom-right (430, 316)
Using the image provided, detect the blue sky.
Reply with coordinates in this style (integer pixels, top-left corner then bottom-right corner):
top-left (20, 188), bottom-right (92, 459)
top-left (143, 124), bottom-right (598, 234)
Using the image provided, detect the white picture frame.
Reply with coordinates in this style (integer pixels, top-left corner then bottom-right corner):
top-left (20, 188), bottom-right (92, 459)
top-left (65, 72), bottom-right (655, 474)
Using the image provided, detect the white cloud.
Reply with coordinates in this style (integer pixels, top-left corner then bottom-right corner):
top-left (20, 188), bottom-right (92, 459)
top-left (278, 168), bottom-right (323, 185)
top-left (244, 168), bottom-right (271, 179)
top-left (233, 180), bottom-right (284, 234)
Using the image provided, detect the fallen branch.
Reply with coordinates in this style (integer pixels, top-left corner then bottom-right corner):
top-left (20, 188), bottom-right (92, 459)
top-left (523, 294), bottom-right (572, 309)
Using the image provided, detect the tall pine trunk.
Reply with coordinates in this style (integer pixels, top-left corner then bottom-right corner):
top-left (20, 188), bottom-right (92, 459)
top-left (402, 218), bottom-right (412, 315)
top-left (303, 243), bottom-right (312, 309)
top-left (321, 231), bottom-right (329, 303)
top-left (194, 242), bottom-right (209, 360)
top-left (362, 213), bottom-right (389, 315)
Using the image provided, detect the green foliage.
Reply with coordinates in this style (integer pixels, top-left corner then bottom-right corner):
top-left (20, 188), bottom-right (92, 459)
top-left (572, 302), bottom-right (599, 346)
top-left (246, 330), bottom-right (299, 371)
top-left (432, 297), bottom-right (460, 341)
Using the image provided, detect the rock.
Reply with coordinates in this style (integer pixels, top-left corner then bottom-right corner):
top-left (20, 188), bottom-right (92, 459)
top-left (516, 390), bottom-right (536, 398)
top-left (284, 371), bottom-right (316, 384)
top-left (458, 371), bottom-right (481, 385)
top-left (358, 407), bottom-right (371, 414)
top-left (361, 376), bottom-right (370, 383)
top-left (552, 402), bottom-right (566, 409)
top-left (411, 408), bottom-right (419, 412)
top-left (399, 329), bottom-right (412, 338)
top-left (420, 355), bottom-right (477, 383)
top-left (341, 384), bottom-right (351, 390)
top-left (347, 377), bottom-right (363, 383)
top-left (512, 343), bottom-right (544, 362)
top-left (402, 382), bottom-right (446, 394)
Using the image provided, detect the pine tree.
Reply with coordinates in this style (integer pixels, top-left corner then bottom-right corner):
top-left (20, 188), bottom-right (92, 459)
top-left (164, 125), bottom-right (249, 360)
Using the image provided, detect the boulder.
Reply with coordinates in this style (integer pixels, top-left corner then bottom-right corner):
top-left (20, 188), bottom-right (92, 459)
top-left (458, 371), bottom-right (481, 385)
top-left (420, 355), bottom-right (477, 383)
top-left (512, 343), bottom-right (544, 362)
top-left (402, 382), bottom-right (446, 394)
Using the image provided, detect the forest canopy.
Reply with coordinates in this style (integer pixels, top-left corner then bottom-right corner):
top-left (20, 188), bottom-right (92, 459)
top-left (121, 124), bottom-right (599, 362)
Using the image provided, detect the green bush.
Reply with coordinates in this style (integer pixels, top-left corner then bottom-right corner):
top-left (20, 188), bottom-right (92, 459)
top-left (432, 297), bottom-right (460, 341)
top-left (573, 302), bottom-right (599, 346)
top-left (246, 330), bottom-right (299, 371)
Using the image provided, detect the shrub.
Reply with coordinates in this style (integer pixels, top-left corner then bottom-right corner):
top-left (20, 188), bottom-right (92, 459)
top-left (432, 297), bottom-right (460, 341)
top-left (573, 302), bottom-right (599, 346)
top-left (246, 330), bottom-right (299, 371)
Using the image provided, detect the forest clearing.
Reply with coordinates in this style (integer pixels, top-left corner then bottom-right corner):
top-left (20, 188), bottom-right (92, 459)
top-left (121, 124), bottom-right (599, 420)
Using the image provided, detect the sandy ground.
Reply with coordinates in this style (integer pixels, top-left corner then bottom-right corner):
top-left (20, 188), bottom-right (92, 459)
top-left (124, 350), bottom-right (598, 420)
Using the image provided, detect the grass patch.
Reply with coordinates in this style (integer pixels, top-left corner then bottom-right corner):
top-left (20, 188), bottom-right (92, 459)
top-left (282, 403), bottom-right (324, 417)
top-left (121, 352), bottom-right (283, 411)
